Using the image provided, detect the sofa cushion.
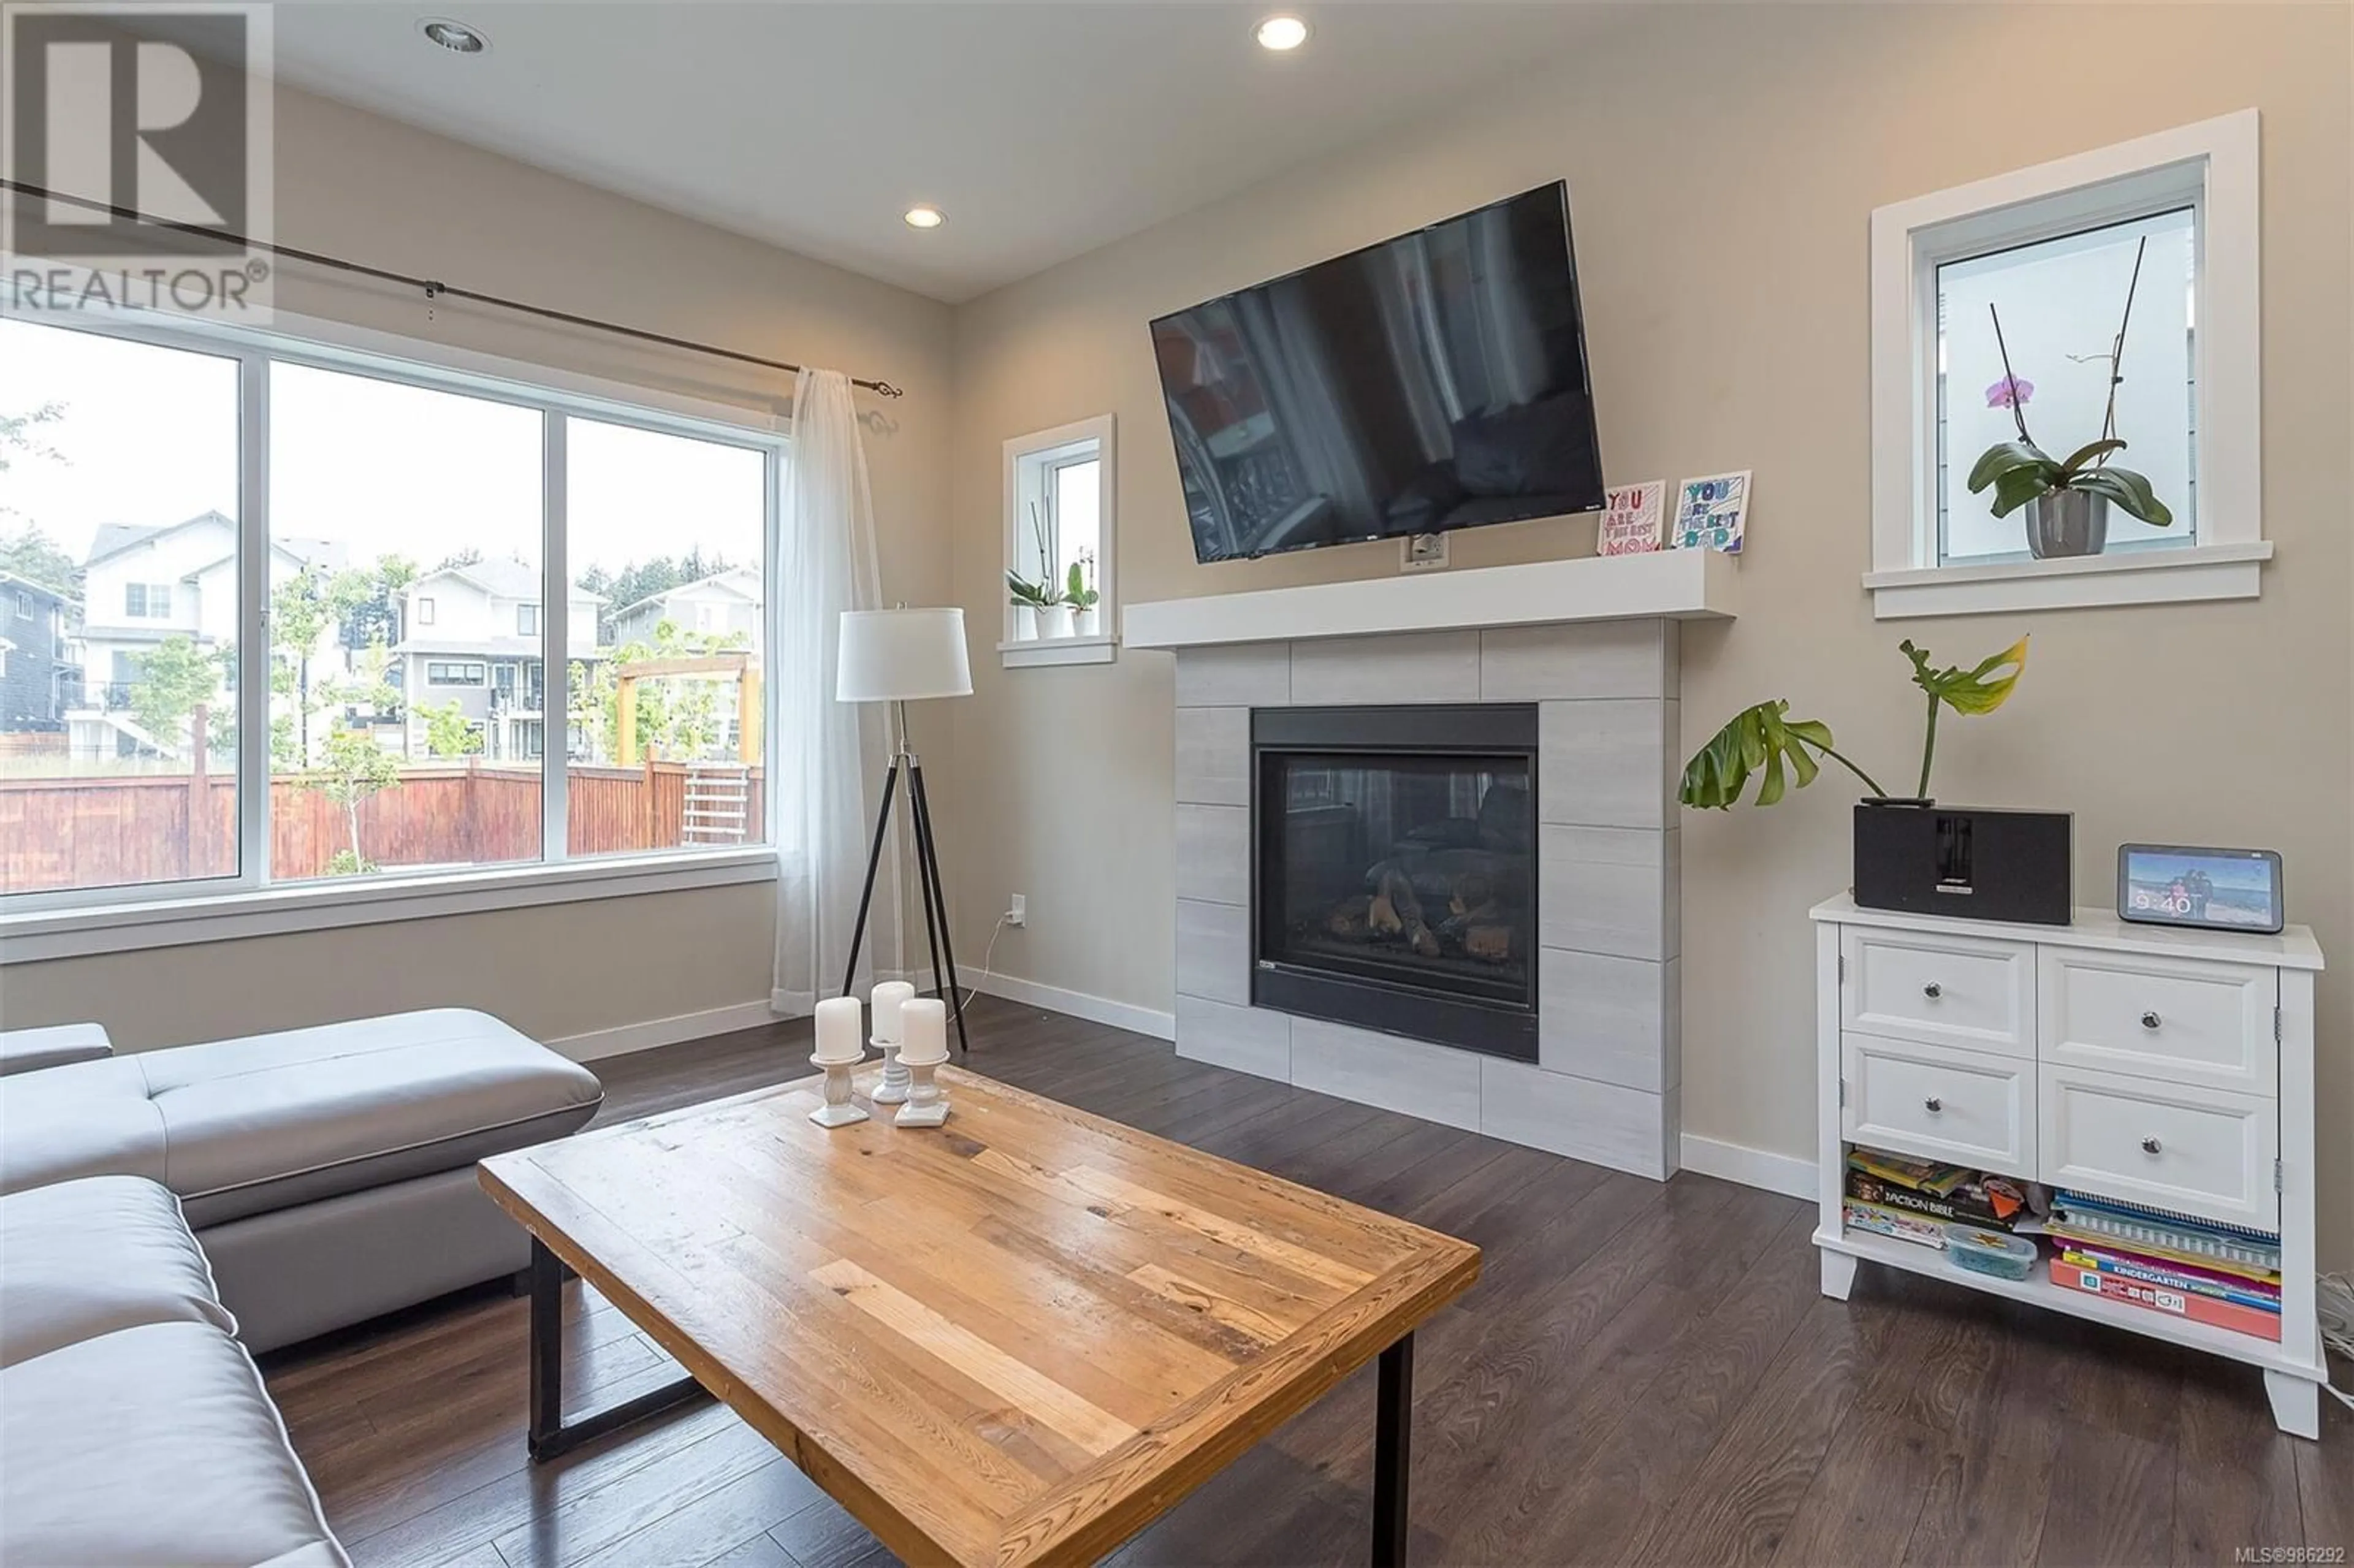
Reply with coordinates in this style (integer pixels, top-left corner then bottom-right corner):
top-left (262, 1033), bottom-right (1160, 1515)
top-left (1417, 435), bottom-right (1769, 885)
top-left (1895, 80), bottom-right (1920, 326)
top-left (0, 1320), bottom-right (348, 1567)
top-left (0, 1021), bottom-right (113, 1076)
top-left (0, 1009), bottom-right (603, 1226)
top-left (0, 1175), bottom-right (235, 1367)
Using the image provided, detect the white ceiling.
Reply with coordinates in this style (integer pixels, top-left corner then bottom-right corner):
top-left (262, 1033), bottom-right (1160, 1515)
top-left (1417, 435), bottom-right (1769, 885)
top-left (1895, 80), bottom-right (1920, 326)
top-left (264, 2), bottom-right (1616, 303)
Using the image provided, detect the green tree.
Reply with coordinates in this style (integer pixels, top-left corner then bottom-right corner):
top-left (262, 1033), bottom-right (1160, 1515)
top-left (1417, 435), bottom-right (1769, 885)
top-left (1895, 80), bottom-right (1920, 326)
top-left (269, 571), bottom-right (338, 767)
top-left (329, 555), bottom-right (418, 652)
top-left (419, 698), bottom-right (483, 758)
top-left (1, 402), bottom-right (76, 593)
top-left (310, 726), bottom-right (401, 873)
top-left (126, 635), bottom-right (226, 751)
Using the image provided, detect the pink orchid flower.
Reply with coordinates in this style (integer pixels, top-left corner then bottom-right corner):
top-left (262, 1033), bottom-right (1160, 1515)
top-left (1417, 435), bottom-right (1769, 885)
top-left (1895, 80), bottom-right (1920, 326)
top-left (1985, 376), bottom-right (2033, 409)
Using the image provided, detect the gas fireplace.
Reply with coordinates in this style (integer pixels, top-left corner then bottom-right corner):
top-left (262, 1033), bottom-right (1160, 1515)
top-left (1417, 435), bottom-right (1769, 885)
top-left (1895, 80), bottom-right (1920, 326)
top-left (1252, 705), bottom-right (1539, 1061)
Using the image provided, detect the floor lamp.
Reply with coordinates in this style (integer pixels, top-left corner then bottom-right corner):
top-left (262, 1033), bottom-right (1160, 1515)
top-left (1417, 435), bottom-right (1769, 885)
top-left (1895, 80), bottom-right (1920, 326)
top-left (836, 607), bottom-right (974, 1055)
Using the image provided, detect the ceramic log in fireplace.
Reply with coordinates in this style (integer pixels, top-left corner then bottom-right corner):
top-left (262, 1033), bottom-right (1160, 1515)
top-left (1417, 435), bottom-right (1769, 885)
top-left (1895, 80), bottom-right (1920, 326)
top-left (1252, 704), bottom-right (1539, 1060)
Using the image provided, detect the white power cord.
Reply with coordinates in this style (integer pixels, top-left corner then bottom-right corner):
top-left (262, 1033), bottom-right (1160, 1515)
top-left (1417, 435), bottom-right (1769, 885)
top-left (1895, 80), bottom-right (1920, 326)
top-left (975, 913), bottom-right (1011, 990)
top-left (2319, 1270), bottom-right (2354, 1413)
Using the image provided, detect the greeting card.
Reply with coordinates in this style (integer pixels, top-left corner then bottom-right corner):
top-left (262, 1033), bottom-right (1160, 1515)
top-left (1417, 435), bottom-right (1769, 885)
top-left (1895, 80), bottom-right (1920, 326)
top-left (1597, 481), bottom-right (1666, 556)
top-left (1671, 470), bottom-right (1751, 554)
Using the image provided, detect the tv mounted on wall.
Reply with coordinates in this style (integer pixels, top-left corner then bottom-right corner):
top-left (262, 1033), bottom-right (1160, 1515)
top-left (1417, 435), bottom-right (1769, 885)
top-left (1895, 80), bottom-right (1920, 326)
top-left (1149, 182), bottom-right (1605, 565)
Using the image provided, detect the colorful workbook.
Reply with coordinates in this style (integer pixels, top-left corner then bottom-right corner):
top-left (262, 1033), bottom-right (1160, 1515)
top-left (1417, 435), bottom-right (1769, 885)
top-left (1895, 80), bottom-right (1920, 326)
top-left (2051, 1258), bottom-right (2282, 1341)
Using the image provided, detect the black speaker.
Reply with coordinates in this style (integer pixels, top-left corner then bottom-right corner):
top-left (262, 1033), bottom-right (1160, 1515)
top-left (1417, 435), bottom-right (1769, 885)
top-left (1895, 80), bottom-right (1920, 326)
top-left (1853, 802), bottom-right (2073, 926)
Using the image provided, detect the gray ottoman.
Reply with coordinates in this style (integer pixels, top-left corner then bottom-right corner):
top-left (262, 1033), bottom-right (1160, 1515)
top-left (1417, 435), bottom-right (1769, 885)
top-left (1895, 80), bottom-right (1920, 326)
top-left (0, 1008), bottom-right (602, 1350)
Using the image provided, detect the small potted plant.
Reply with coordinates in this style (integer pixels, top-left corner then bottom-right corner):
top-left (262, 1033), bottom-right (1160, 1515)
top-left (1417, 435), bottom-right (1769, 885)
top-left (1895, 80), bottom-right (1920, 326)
top-left (1005, 568), bottom-right (1053, 641)
top-left (1065, 549), bottom-right (1101, 637)
top-left (1966, 237), bottom-right (2173, 558)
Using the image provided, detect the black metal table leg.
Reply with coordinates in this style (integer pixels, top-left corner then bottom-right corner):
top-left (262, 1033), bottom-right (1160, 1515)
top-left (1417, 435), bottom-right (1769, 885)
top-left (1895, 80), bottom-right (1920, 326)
top-left (1372, 1334), bottom-right (1414, 1567)
top-left (525, 1238), bottom-right (710, 1463)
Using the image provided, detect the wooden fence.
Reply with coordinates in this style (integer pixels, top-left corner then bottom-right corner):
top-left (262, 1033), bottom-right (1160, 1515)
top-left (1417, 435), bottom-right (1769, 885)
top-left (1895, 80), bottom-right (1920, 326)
top-left (0, 761), bottom-right (767, 893)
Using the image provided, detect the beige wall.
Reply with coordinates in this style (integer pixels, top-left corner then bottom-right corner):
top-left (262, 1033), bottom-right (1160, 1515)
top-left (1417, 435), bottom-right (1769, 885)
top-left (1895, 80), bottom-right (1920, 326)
top-left (0, 79), bottom-right (955, 1051)
top-left (943, 4), bottom-right (2354, 1264)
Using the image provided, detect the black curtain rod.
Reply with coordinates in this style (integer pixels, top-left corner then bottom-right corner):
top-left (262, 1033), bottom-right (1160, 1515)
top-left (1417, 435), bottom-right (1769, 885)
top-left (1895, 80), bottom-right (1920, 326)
top-left (0, 179), bottom-right (904, 398)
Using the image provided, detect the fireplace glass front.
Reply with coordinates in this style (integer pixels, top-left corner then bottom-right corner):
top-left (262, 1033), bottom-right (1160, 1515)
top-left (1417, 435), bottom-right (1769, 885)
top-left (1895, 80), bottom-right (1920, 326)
top-left (1252, 705), bottom-right (1538, 1060)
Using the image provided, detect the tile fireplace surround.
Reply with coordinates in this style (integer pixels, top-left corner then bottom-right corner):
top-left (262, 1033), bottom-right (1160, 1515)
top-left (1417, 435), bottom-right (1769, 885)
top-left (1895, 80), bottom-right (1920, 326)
top-left (1169, 618), bottom-right (1688, 1179)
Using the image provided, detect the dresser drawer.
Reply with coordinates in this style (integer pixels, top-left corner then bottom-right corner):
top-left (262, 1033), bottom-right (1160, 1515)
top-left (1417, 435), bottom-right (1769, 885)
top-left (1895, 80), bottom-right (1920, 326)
top-left (2040, 951), bottom-right (2276, 1095)
top-left (2038, 1064), bottom-right (2279, 1230)
top-left (1840, 928), bottom-right (2036, 1058)
top-left (1842, 1033), bottom-right (2034, 1176)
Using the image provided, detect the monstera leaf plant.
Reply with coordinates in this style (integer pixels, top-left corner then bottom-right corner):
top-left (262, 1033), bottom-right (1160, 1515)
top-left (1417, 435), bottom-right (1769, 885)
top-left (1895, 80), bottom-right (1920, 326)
top-left (1680, 636), bottom-right (2029, 810)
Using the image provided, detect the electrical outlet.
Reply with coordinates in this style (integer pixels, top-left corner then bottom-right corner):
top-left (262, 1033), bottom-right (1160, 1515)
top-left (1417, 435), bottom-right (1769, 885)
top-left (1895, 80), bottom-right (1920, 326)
top-left (1008, 894), bottom-right (1027, 927)
top-left (1401, 532), bottom-right (1450, 572)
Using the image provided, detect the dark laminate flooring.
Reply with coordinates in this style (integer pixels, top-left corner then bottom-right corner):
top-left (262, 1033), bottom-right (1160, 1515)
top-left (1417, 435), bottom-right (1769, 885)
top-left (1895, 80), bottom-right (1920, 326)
top-left (261, 996), bottom-right (2353, 1568)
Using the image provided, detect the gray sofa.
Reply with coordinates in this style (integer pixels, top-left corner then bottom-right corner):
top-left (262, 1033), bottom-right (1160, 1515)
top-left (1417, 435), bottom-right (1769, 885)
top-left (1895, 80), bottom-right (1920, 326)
top-left (0, 1008), bottom-right (604, 1567)
top-left (1, 1175), bottom-right (348, 1567)
top-left (0, 1007), bottom-right (603, 1350)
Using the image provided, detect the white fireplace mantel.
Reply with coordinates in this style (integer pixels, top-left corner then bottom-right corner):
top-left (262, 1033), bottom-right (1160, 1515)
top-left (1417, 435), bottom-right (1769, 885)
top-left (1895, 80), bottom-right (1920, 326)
top-left (1124, 548), bottom-right (1737, 650)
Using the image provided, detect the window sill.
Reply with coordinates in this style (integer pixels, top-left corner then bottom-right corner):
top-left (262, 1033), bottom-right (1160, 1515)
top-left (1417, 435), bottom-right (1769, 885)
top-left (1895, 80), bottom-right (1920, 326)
top-left (0, 848), bottom-right (779, 965)
top-left (999, 634), bottom-right (1119, 669)
top-left (1862, 541), bottom-right (2271, 619)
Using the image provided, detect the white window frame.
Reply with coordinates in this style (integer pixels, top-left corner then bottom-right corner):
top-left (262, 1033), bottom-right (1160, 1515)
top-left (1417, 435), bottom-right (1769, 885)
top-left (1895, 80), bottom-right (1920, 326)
top-left (1867, 110), bottom-right (2266, 619)
top-left (416, 595), bottom-right (436, 625)
top-left (0, 292), bottom-right (790, 960)
top-left (517, 603), bottom-right (538, 637)
top-left (1000, 414), bottom-right (1117, 669)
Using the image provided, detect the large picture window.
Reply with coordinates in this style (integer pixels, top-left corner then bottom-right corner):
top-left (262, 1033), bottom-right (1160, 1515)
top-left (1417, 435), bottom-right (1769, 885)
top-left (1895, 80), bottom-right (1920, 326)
top-left (0, 311), bottom-right (782, 915)
top-left (0, 319), bottom-right (243, 894)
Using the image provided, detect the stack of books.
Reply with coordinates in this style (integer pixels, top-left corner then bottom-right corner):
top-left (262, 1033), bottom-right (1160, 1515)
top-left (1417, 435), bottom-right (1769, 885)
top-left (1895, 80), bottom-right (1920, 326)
top-left (1840, 1147), bottom-right (2035, 1251)
top-left (2047, 1189), bottom-right (2282, 1341)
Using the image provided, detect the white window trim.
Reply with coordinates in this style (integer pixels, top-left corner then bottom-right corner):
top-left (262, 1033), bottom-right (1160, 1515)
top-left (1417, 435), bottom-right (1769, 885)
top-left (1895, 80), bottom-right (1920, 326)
top-left (0, 849), bottom-right (779, 964)
top-left (1868, 109), bottom-right (2264, 619)
top-left (0, 291), bottom-right (790, 932)
top-left (999, 414), bottom-right (1117, 668)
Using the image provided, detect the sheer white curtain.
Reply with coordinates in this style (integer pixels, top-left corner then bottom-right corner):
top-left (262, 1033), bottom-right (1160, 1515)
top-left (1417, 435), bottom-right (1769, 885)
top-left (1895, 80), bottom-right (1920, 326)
top-left (771, 369), bottom-right (899, 1015)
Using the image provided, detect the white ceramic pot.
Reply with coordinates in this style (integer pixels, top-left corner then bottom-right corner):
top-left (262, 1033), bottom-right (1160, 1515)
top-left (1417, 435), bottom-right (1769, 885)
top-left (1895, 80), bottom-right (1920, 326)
top-left (1011, 604), bottom-right (1038, 642)
top-left (1072, 606), bottom-right (1098, 637)
top-left (1038, 604), bottom-right (1075, 640)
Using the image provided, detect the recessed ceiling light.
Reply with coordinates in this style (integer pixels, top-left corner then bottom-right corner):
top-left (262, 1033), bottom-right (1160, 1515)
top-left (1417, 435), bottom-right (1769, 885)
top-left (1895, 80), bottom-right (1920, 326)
top-left (1255, 14), bottom-right (1309, 51)
top-left (904, 205), bottom-right (945, 230)
top-left (420, 17), bottom-right (488, 55)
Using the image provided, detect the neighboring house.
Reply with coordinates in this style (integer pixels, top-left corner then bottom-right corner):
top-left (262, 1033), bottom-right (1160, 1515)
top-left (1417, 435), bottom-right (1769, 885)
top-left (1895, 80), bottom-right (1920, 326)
top-left (71, 511), bottom-right (345, 758)
top-left (0, 571), bottom-right (76, 731)
top-left (395, 558), bottom-right (603, 761)
top-left (605, 566), bottom-right (763, 653)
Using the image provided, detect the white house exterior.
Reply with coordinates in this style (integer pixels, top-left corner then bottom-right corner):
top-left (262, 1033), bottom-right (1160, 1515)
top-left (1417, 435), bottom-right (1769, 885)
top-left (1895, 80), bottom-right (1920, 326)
top-left (606, 566), bottom-right (763, 653)
top-left (394, 558), bottom-right (603, 761)
top-left (70, 512), bottom-right (345, 758)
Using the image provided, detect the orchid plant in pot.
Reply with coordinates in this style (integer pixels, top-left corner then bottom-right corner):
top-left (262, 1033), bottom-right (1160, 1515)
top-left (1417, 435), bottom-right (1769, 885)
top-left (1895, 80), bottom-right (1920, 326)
top-left (1967, 236), bottom-right (2174, 559)
top-left (1065, 549), bottom-right (1101, 636)
top-left (1006, 503), bottom-right (1067, 640)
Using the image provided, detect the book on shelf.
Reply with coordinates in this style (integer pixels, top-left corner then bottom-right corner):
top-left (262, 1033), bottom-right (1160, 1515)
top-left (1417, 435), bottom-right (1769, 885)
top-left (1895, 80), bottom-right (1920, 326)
top-left (2057, 1245), bottom-right (2281, 1312)
top-left (1842, 1200), bottom-right (1945, 1250)
top-left (2051, 1189), bottom-right (2280, 1272)
top-left (2049, 1258), bottom-right (2282, 1341)
top-left (1845, 1169), bottom-right (2026, 1230)
top-left (1846, 1147), bottom-right (1973, 1197)
top-left (2046, 1222), bottom-right (2281, 1287)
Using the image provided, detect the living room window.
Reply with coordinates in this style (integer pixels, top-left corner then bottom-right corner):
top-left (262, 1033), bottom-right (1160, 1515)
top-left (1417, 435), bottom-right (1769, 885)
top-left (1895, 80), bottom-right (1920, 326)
top-left (0, 317), bottom-right (243, 896)
top-left (0, 308), bottom-right (785, 933)
top-left (1867, 111), bottom-right (2264, 617)
top-left (564, 416), bottom-right (769, 857)
top-left (1001, 414), bottom-right (1116, 668)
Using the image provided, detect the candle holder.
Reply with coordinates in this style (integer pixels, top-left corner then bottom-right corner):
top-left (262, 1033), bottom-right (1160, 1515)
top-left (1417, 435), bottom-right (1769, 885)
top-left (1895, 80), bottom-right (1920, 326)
top-left (894, 1051), bottom-right (949, 1128)
top-left (869, 1039), bottom-right (912, 1105)
top-left (807, 1051), bottom-right (869, 1128)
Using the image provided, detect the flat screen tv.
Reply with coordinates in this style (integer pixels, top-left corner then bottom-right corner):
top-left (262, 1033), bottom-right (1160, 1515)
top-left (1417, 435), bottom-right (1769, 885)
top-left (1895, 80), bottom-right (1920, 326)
top-left (1150, 182), bottom-right (1604, 565)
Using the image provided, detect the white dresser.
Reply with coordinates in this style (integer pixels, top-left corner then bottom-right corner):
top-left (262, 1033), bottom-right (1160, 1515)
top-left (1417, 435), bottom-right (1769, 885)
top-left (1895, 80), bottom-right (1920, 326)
top-left (1810, 892), bottom-right (2326, 1437)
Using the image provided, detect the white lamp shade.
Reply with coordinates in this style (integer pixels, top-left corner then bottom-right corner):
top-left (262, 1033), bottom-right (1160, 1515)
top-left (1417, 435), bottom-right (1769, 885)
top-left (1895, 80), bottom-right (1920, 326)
top-left (837, 608), bottom-right (973, 703)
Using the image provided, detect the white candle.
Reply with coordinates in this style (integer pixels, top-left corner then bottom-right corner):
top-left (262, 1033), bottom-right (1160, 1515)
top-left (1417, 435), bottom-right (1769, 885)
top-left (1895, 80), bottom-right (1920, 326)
top-left (870, 980), bottom-right (915, 1044)
top-left (898, 998), bottom-right (948, 1066)
top-left (813, 996), bottom-right (864, 1064)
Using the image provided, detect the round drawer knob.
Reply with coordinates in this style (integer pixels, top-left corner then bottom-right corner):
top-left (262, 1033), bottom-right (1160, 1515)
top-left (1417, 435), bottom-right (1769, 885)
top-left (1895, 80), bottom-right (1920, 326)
top-left (2141, 1010), bottom-right (2162, 1030)
top-left (2141, 1135), bottom-right (2163, 1155)
top-left (1924, 1097), bottom-right (1943, 1113)
top-left (1922, 983), bottom-right (1942, 999)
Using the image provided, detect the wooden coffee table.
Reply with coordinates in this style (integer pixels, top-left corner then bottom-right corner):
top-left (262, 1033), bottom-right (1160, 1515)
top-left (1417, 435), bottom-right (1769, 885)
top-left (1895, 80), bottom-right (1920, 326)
top-left (477, 1064), bottom-right (1480, 1567)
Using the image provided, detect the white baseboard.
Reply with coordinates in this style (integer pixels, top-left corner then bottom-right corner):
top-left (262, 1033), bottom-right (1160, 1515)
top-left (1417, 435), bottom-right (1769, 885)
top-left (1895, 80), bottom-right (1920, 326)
top-left (548, 999), bottom-right (782, 1063)
top-left (964, 972), bottom-right (1176, 1041)
top-left (1679, 1133), bottom-right (1818, 1201)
